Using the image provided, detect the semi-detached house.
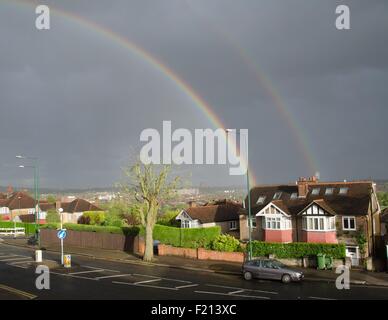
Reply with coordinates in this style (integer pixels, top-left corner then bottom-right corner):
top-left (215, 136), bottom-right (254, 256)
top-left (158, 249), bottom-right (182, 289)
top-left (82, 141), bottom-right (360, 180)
top-left (240, 176), bottom-right (383, 266)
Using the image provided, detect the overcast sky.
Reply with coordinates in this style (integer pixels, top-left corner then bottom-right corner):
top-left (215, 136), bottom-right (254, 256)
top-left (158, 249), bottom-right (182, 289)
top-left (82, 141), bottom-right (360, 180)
top-left (0, 0), bottom-right (387, 189)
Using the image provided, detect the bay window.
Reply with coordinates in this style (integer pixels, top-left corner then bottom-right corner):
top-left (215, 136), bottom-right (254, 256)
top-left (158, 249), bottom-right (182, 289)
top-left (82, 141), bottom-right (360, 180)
top-left (302, 216), bottom-right (335, 231)
top-left (262, 216), bottom-right (292, 230)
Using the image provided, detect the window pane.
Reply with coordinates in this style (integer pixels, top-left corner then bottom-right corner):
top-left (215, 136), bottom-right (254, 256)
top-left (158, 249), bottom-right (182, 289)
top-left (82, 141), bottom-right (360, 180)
top-left (350, 218), bottom-right (355, 229)
top-left (308, 218), bottom-right (312, 230)
top-left (319, 218), bottom-right (324, 230)
top-left (314, 218), bottom-right (318, 230)
top-left (344, 218), bottom-right (349, 229)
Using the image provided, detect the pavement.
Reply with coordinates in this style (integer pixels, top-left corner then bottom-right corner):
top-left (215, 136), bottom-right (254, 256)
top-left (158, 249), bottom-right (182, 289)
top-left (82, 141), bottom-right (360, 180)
top-left (3, 237), bottom-right (388, 288)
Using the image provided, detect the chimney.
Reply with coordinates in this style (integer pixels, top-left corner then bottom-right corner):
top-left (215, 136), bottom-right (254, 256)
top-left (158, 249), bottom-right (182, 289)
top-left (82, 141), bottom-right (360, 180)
top-left (297, 175), bottom-right (319, 197)
top-left (188, 201), bottom-right (197, 208)
top-left (297, 177), bottom-right (308, 198)
top-left (6, 185), bottom-right (13, 198)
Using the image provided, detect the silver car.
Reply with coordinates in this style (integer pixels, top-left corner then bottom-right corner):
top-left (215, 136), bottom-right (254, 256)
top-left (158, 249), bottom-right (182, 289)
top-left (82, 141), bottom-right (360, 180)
top-left (242, 259), bottom-right (304, 283)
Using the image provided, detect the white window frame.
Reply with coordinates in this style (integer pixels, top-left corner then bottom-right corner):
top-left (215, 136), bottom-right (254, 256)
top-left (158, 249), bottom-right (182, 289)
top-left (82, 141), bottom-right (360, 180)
top-left (273, 192), bottom-right (282, 200)
top-left (342, 216), bottom-right (356, 231)
top-left (247, 217), bottom-right (257, 229)
top-left (229, 221), bottom-right (238, 230)
top-left (325, 188), bottom-right (334, 195)
top-left (181, 220), bottom-right (191, 228)
top-left (302, 216), bottom-right (336, 232)
top-left (262, 216), bottom-right (292, 230)
top-left (311, 188), bottom-right (320, 195)
top-left (339, 187), bottom-right (349, 195)
top-left (256, 196), bottom-right (266, 205)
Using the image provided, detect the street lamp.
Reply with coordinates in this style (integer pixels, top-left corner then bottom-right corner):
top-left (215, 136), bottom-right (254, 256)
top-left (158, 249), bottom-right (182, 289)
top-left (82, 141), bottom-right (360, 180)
top-left (225, 129), bottom-right (253, 261)
top-left (58, 207), bottom-right (64, 265)
top-left (17, 156), bottom-right (40, 246)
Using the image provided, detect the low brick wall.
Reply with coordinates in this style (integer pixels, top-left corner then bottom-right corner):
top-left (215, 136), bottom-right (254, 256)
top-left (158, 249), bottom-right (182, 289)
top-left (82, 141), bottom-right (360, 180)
top-left (198, 248), bottom-right (245, 263)
top-left (157, 244), bottom-right (245, 263)
top-left (158, 244), bottom-right (197, 259)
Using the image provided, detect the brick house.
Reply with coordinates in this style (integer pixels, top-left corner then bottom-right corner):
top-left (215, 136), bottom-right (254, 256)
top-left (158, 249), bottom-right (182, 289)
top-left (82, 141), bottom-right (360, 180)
top-left (58, 198), bottom-right (103, 223)
top-left (176, 200), bottom-right (243, 238)
top-left (239, 177), bottom-right (382, 266)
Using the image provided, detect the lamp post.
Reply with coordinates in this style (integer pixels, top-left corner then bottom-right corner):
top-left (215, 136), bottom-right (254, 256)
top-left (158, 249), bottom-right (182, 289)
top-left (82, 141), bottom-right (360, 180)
top-left (58, 207), bottom-right (64, 265)
top-left (225, 129), bottom-right (253, 260)
top-left (16, 155), bottom-right (40, 245)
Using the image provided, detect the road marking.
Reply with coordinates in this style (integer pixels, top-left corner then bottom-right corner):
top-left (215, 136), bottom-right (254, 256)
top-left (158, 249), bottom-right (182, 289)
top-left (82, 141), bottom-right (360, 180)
top-left (84, 265), bottom-right (120, 273)
top-left (94, 274), bottom-right (132, 280)
top-left (195, 290), bottom-right (270, 300)
top-left (175, 284), bottom-right (199, 289)
top-left (308, 296), bottom-right (336, 300)
top-left (50, 271), bottom-right (99, 281)
top-left (206, 284), bottom-right (278, 295)
top-left (68, 269), bottom-right (105, 275)
top-left (134, 278), bottom-right (162, 285)
top-left (133, 273), bottom-right (160, 278)
top-left (0, 284), bottom-right (37, 300)
top-left (113, 281), bottom-right (178, 291)
top-left (0, 257), bottom-right (32, 262)
top-left (229, 289), bottom-right (245, 294)
top-left (132, 273), bottom-right (191, 283)
top-left (8, 260), bottom-right (32, 265)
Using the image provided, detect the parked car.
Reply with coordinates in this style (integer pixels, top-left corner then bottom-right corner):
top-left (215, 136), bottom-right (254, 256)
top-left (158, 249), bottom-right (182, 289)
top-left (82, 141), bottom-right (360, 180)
top-left (242, 259), bottom-right (304, 283)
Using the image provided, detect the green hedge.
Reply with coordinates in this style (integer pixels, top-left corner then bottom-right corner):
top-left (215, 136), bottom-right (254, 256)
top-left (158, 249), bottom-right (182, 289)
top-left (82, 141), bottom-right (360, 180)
top-left (41, 223), bottom-right (139, 236)
top-left (140, 224), bottom-right (221, 248)
top-left (250, 241), bottom-right (346, 259)
top-left (0, 221), bottom-right (37, 235)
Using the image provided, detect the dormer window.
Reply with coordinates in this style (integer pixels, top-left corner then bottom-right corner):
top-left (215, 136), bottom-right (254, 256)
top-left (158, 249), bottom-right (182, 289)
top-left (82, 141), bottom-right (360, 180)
top-left (290, 192), bottom-right (298, 199)
top-left (325, 188), bottom-right (334, 195)
top-left (273, 192), bottom-right (282, 200)
top-left (256, 196), bottom-right (266, 205)
top-left (339, 187), bottom-right (348, 195)
top-left (311, 188), bottom-right (320, 196)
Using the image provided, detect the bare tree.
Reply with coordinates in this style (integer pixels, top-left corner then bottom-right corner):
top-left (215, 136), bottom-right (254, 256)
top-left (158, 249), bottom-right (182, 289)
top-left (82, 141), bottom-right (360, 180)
top-left (120, 161), bottom-right (179, 262)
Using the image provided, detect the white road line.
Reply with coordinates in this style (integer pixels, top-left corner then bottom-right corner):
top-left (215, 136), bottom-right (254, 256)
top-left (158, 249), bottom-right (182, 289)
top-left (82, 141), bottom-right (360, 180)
top-left (195, 290), bottom-right (271, 300)
top-left (8, 260), bottom-right (32, 265)
top-left (84, 266), bottom-right (120, 273)
top-left (134, 278), bottom-right (162, 285)
top-left (0, 255), bottom-right (18, 258)
top-left (229, 289), bottom-right (245, 295)
top-left (206, 284), bottom-right (278, 295)
top-left (309, 296), bottom-right (336, 300)
top-left (132, 273), bottom-right (191, 283)
top-left (175, 284), bottom-right (199, 289)
top-left (113, 281), bottom-right (178, 291)
top-left (50, 271), bottom-right (98, 281)
top-left (94, 274), bottom-right (132, 280)
top-left (0, 257), bottom-right (32, 262)
top-left (68, 269), bottom-right (105, 275)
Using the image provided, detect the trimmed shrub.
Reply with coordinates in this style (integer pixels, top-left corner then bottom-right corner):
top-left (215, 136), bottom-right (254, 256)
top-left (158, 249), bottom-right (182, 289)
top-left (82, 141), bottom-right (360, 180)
top-left (46, 209), bottom-right (60, 224)
top-left (157, 209), bottom-right (180, 227)
top-left (209, 234), bottom-right (243, 252)
top-left (250, 241), bottom-right (346, 259)
top-left (79, 211), bottom-right (106, 226)
top-left (139, 224), bottom-right (221, 248)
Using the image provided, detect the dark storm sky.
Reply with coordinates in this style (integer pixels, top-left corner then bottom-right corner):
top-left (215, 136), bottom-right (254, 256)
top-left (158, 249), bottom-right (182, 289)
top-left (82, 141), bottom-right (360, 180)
top-left (0, 0), bottom-right (387, 189)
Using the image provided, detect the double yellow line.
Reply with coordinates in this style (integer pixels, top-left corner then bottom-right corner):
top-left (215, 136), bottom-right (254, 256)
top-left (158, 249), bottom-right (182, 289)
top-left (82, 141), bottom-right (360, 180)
top-left (0, 284), bottom-right (37, 300)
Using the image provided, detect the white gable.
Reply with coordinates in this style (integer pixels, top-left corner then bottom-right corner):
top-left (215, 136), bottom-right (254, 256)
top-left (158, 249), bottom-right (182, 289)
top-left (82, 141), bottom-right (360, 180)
top-left (301, 204), bottom-right (327, 216)
top-left (256, 202), bottom-right (290, 217)
top-left (175, 210), bottom-right (193, 221)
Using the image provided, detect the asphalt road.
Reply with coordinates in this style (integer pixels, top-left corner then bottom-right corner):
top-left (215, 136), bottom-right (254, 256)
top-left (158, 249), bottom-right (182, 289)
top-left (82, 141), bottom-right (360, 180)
top-left (0, 242), bottom-right (387, 300)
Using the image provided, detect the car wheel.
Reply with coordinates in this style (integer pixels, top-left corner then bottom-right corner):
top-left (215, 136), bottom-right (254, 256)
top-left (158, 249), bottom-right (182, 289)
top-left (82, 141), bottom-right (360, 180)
top-left (244, 271), bottom-right (253, 281)
top-left (281, 274), bottom-right (291, 284)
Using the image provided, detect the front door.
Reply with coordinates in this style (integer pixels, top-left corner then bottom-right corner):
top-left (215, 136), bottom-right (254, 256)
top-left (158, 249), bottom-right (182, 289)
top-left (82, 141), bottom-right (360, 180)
top-left (346, 246), bottom-right (360, 266)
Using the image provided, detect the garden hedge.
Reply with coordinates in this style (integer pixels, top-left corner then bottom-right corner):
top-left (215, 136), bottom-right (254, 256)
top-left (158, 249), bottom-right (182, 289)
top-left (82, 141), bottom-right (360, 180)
top-left (250, 241), bottom-right (346, 259)
top-left (140, 224), bottom-right (221, 248)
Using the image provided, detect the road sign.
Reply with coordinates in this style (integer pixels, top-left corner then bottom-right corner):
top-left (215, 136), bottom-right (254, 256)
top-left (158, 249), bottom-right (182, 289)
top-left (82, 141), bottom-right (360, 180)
top-left (57, 229), bottom-right (67, 240)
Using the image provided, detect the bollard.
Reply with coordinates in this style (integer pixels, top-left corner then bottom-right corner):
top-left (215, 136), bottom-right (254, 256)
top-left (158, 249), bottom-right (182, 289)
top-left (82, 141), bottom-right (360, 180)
top-left (35, 250), bottom-right (42, 263)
